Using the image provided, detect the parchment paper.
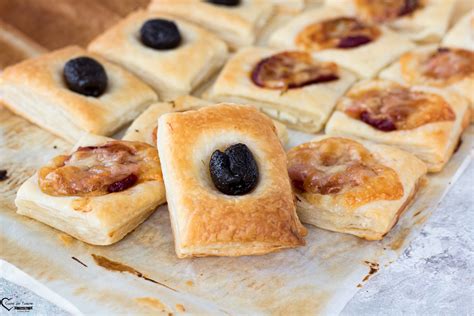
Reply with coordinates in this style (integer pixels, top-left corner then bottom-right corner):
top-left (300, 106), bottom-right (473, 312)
top-left (1, 105), bottom-right (473, 315)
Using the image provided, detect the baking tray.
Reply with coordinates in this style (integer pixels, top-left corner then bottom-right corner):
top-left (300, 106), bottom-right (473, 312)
top-left (1, 105), bottom-right (472, 315)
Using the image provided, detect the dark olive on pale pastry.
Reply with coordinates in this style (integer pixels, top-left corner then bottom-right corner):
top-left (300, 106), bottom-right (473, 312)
top-left (63, 57), bottom-right (108, 97)
top-left (140, 19), bottom-right (181, 50)
top-left (209, 143), bottom-right (259, 196)
top-left (207, 0), bottom-right (241, 7)
top-left (251, 51), bottom-right (339, 90)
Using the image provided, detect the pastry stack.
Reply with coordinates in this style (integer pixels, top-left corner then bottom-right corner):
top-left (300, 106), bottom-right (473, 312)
top-left (0, 0), bottom-right (472, 258)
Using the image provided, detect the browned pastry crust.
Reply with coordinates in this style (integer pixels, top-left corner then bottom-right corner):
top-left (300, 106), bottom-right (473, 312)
top-left (15, 134), bottom-right (166, 246)
top-left (157, 104), bottom-right (307, 258)
top-left (0, 46), bottom-right (157, 142)
top-left (288, 136), bottom-right (427, 240)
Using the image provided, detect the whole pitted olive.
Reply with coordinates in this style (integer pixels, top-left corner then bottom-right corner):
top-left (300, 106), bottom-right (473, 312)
top-left (63, 57), bottom-right (108, 97)
top-left (207, 0), bottom-right (241, 6)
top-left (140, 19), bottom-right (181, 50)
top-left (209, 143), bottom-right (259, 196)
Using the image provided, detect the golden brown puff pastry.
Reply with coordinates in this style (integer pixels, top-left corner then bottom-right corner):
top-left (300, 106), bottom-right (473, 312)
top-left (0, 46), bottom-right (157, 143)
top-left (0, 20), bottom-right (46, 71)
top-left (205, 46), bottom-right (357, 133)
top-left (88, 10), bottom-right (228, 101)
top-left (326, 0), bottom-right (456, 43)
top-left (148, 0), bottom-right (273, 50)
top-left (287, 135), bottom-right (427, 240)
top-left (442, 9), bottom-right (474, 51)
top-left (268, 6), bottom-right (415, 78)
top-left (15, 134), bottom-right (166, 245)
top-left (157, 104), bottom-right (307, 258)
top-left (123, 95), bottom-right (289, 146)
top-left (325, 79), bottom-right (470, 172)
top-left (379, 45), bottom-right (474, 121)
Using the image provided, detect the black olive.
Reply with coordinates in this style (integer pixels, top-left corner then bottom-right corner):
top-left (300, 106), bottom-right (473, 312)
top-left (207, 0), bottom-right (240, 6)
top-left (63, 57), bottom-right (108, 97)
top-left (209, 143), bottom-right (259, 196)
top-left (140, 19), bottom-right (181, 50)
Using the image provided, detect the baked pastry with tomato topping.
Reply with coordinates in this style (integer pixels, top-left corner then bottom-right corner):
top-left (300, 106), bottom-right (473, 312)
top-left (0, 46), bottom-right (157, 143)
top-left (325, 80), bottom-right (470, 172)
top-left (380, 46), bottom-right (474, 120)
top-left (205, 47), bottom-right (356, 133)
top-left (287, 135), bottom-right (427, 240)
top-left (268, 6), bottom-right (415, 78)
top-left (15, 134), bottom-right (166, 245)
top-left (88, 10), bottom-right (228, 101)
top-left (123, 95), bottom-right (289, 146)
top-left (148, 0), bottom-right (273, 50)
top-left (326, 0), bottom-right (456, 43)
top-left (442, 9), bottom-right (474, 51)
top-left (157, 104), bottom-right (307, 257)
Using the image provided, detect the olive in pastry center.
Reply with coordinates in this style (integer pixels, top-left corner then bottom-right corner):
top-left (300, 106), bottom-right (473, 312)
top-left (207, 0), bottom-right (240, 6)
top-left (140, 19), bottom-right (181, 50)
top-left (209, 143), bottom-right (259, 196)
top-left (63, 57), bottom-right (108, 97)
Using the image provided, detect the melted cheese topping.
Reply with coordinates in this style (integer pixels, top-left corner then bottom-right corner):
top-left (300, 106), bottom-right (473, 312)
top-left (401, 48), bottom-right (474, 86)
top-left (288, 137), bottom-right (403, 208)
top-left (38, 141), bottom-right (162, 197)
top-left (343, 85), bottom-right (455, 130)
top-left (354, 0), bottom-right (422, 23)
top-left (251, 51), bottom-right (339, 89)
top-left (295, 17), bottom-right (380, 51)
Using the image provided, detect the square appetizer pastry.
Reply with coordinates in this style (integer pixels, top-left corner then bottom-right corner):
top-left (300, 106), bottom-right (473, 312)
top-left (326, 0), bottom-right (456, 43)
top-left (123, 95), bottom-right (289, 146)
top-left (157, 104), bottom-right (307, 257)
top-left (267, 6), bottom-right (415, 78)
top-left (287, 135), bottom-right (427, 240)
top-left (325, 80), bottom-right (470, 172)
top-left (147, 0), bottom-right (273, 50)
top-left (88, 10), bottom-right (228, 101)
top-left (0, 46), bottom-right (157, 143)
top-left (442, 9), bottom-right (474, 51)
top-left (205, 47), bottom-right (357, 133)
top-left (379, 45), bottom-right (474, 118)
top-left (15, 134), bottom-right (166, 245)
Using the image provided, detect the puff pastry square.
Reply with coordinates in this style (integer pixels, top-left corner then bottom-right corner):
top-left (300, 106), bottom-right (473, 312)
top-left (88, 10), bottom-right (228, 101)
top-left (148, 0), bottom-right (273, 50)
top-left (15, 134), bottom-right (166, 245)
top-left (0, 46), bottom-right (157, 143)
top-left (325, 80), bottom-right (470, 172)
top-left (326, 0), bottom-right (456, 43)
top-left (157, 104), bottom-right (307, 258)
top-left (379, 45), bottom-right (474, 120)
top-left (123, 95), bottom-right (289, 146)
top-left (268, 6), bottom-right (415, 78)
top-left (287, 135), bottom-right (427, 240)
top-left (205, 47), bottom-right (357, 133)
top-left (442, 9), bottom-right (474, 51)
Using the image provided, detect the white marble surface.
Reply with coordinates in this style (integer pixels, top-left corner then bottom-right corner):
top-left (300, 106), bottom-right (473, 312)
top-left (1, 162), bottom-right (473, 315)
